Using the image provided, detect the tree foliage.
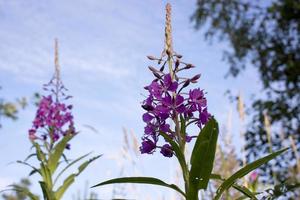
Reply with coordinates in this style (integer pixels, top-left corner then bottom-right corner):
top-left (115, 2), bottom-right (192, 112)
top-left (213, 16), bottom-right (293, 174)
top-left (192, 0), bottom-right (300, 185)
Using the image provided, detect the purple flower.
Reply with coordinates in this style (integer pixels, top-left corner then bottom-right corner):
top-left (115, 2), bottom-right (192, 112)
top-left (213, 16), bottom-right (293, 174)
top-left (140, 139), bottom-right (156, 154)
top-left (189, 89), bottom-right (206, 107)
top-left (142, 113), bottom-right (154, 123)
top-left (160, 144), bottom-right (173, 157)
top-left (162, 74), bottom-right (178, 92)
top-left (146, 74), bottom-right (178, 99)
top-left (185, 135), bottom-right (192, 143)
top-left (200, 108), bottom-right (210, 125)
top-left (250, 171), bottom-right (258, 182)
top-left (29, 95), bottom-right (76, 143)
top-left (140, 53), bottom-right (211, 157)
top-left (161, 94), bottom-right (186, 115)
top-left (29, 129), bottom-right (37, 140)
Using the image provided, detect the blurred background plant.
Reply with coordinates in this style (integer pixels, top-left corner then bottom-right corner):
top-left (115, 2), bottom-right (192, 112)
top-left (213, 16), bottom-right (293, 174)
top-left (0, 87), bottom-right (27, 129)
top-left (1, 178), bottom-right (38, 200)
top-left (2, 40), bottom-right (101, 200)
top-left (192, 0), bottom-right (300, 198)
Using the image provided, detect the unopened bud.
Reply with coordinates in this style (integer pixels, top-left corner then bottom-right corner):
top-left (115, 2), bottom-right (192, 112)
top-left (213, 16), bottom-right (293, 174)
top-left (153, 72), bottom-right (162, 79)
top-left (176, 54), bottom-right (182, 59)
top-left (142, 104), bottom-right (154, 111)
top-left (147, 55), bottom-right (157, 60)
top-left (148, 66), bottom-right (158, 73)
top-left (160, 64), bottom-right (165, 72)
top-left (185, 64), bottom-right (195, 69)
top-left (182, 79), bottom-right (190, 88)
top-left (175, 74), bottom-right (179, 82)
top-left (191, 74), bottom-right (201, 83)
top-left (175, 59), bottom-right (180, 69)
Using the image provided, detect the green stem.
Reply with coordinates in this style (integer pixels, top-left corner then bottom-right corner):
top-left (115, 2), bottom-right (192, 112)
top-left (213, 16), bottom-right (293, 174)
top-left (186, 182), bottom-right (198, 200)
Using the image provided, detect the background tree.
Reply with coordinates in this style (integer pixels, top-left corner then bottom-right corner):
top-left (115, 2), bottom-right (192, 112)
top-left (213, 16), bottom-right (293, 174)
top-left (192, 0), bottom-right (300, 187)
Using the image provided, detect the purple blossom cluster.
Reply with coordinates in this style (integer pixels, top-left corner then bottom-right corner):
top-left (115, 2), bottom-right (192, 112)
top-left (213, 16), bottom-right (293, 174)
top-left (140, 55), bottom-right (211, 157)
top-left (29, 77), bottom-right (75, 148)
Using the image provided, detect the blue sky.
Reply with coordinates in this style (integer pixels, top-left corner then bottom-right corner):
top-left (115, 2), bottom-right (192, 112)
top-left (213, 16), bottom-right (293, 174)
top-left (0, 0), bottom-right (261, 199)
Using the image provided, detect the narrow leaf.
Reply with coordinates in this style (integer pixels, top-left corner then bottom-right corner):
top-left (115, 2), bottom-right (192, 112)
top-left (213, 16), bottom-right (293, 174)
top-left (39, 181), bottom-right (56, 200)
top-left (48, 134), bottom-right (73, 174)
top-left (40, 163), bottom-right (53, 189)
top-left (214, 148), bottom-right (289, 200)
top-left (55, 154), bottom-right (101, 199)
top-left (210, 174), bottom-right (258, 199)
top-left (16, 160), bottom-right (41, 176)
top-left (33, 142), bottom-right (46, 162)
top-left (91, 177), bottom-right (186, 197)
top-left (54, 152), bottom-right (92, 185)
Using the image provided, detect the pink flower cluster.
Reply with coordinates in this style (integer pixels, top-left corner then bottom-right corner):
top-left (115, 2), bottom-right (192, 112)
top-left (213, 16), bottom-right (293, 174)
top-left (29, 95), bottom-right (75, 144)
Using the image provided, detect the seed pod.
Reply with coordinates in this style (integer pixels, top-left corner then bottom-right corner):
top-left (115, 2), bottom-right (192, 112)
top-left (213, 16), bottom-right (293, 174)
top-left (190, 74), bottom-right (201, 83)
top-left (147, 55), bottom-right (157, 60)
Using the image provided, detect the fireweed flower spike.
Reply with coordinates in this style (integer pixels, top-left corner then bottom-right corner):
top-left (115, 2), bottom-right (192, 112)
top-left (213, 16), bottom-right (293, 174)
top-left (92, 4), bottom-right (288, 200)
top-left (140, 4), bottom-right (211, 157)
top-left (29, 39), bottom-right (75, 149)
top-left (18, 39), bottom-right (100, 200)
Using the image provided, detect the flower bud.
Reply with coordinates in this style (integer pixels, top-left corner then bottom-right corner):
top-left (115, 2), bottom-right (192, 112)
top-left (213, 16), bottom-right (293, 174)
top-left (148, 66), bottom-right (159, 73)
top-left (182, 79), bottom-right (190, 88)
top-left (160, 64), bottom-right (165, 72)
top-left (147, 55), bottom-right (157, 60)
top-left (142, 104), bottom-right (154, 111)
top-left (191, 74), bottom-right (201, 83)
top-left (175, 59), bottom-right (180, 70)
top-left (175, 54), bottom-right (182, 59)
top-left (153, 72), bottom-right (162, 79)
top-left (185, 64), bottom-right (195, 69)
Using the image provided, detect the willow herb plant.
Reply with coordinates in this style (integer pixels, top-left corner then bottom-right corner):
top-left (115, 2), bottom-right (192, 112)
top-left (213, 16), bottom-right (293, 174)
top-left (15, 39), bottom-right (101, 200)
top-left (92, 3), bottom-right (288, 200)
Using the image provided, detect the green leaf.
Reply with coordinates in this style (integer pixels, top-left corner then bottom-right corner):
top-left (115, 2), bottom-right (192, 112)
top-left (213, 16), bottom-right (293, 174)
top-left (189, 118), bottom-right (219, 189)
top-left (55, 154), bottom-right (101, 199)
top-left (214, 148), bottom-right (289, 200)
top-left (91, 177), bottom-right (186, 197)
top-left (54, 152), bottom-right (92, 185)
top-left (48, 134), bottom-right (73, 174)
top-left (210, 174), bottom-right (258, 199)
top-left (160, 132), bottom-right (188, 180)
top-left (39, 181), bottom-right (56, 200)
top-left (55, 174), bottom-right (76, 199)
top-left (24, 153), bottom-right (37, 162)
top-left (233, 184), bottom-right (258, 200)
top-left (40, 163), bottom-right (53, 189)
top-left (33, 142), bottom-right (46, 162)
top-left (16, 160), bottom-right (41, 176)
